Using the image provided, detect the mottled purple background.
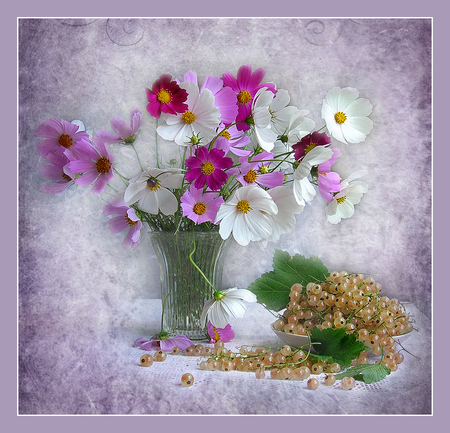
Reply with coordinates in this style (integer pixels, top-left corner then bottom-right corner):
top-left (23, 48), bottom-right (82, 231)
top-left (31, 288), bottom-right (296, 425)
top-left (18, 18), bottom-right (432, 414)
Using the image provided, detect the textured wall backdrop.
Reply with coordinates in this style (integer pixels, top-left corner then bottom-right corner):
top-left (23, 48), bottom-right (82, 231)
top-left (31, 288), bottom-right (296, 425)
top-left (18, 18), bottom-right (432, 413)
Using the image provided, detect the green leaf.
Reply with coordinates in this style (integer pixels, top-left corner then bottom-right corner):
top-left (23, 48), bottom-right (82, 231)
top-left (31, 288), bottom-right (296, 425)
top-left (246, 249), bottom-right (329, 311)
top-left (334, 363), bottom-right (391, 384)
top-left (310, 327), bottom-right (366, 368)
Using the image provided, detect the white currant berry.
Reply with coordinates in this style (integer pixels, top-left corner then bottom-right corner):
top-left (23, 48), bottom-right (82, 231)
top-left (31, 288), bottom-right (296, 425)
top-left (181, 373), bottom-right (194, 387)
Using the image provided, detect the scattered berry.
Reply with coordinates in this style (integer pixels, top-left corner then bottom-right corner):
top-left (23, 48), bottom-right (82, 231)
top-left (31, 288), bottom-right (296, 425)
top-left (181, 373), bottom-right (194, 387)
top-left (139, 354), bottom-right (153, 367)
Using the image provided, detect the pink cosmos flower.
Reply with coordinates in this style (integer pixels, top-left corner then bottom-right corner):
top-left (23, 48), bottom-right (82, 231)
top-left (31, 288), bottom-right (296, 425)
top-left (184, 147), bottom-right (233, 191)
top-left (222, 64), bottom-right (276, 131)
top-left (103, 199), bottom-right (142, 249)
top-left (35, 118), bottom-right (90, 158)
top-left (133, 334), bottom-right (194, 351)
top-left (183, 70), bottom-right (238, 125)
top-left (292, 131), bottom-right (331, 161)
top-left (207, 322), bottom-right (235, 343)
top-left (145, 74), bottom-right (188, 119)
top-left (236, 151), bottom-right (284, 189)
top-left (212, 123), bottom-right (251, 157)
top-left (180, 185), bottom-right (224, 224)
top-left (318, 148), bottom-right (342, 202)
top-left (97, 107), bottom-right (143, 144)
top-left (66, 136), bottom-right (115, 194)
top-left (38, 151), bottom-right (75, 194)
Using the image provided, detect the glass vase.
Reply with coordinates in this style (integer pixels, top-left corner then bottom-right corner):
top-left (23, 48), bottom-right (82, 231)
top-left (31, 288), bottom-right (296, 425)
top-left (149, 230), bottom-right (232, 340)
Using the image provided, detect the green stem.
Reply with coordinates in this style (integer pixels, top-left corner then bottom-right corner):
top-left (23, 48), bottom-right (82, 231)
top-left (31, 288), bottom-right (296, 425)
top-left (155, 118), bottom-right (160, 168)
top-left (189, 234), bottom-right (215, 290)
top-left (132, 143), bottom-right (143, 171)
top-left (160, 291), bottom-right (170, 332)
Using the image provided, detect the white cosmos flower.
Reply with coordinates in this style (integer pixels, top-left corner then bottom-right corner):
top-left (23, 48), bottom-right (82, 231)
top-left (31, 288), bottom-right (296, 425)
top-left (326, 170), bottom-right (368, 224)
top-left (124, 168), bottom-right (184, 215)
top-left (200, 287), bottom-right (257, 329)
top-left (266, 186), bottom-right (305, 243)
top-left (321, 87), bottom-right (373, 144)
top-left (156, 80), bottom-right (221, 146)
top-left (275, 108), bottom-right (315, 147)
top-left (250, 88), bottom-right (278, 152)
top-left (268, 89), bottom-right (298, 135)
top-left (215, 185), bottom-right (278, 246)
top-left (293, 146), bottom-right (334, 205)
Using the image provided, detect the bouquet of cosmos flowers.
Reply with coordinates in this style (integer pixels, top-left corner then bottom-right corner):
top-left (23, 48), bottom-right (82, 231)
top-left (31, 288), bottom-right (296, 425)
top-left (36, 65), bottom-right (373, 251)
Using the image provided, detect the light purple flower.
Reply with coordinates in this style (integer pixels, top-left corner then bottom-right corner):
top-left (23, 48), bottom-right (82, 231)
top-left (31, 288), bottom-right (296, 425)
top-left (212, 123), bottom-right (251, 157)
top-left (237, 151), bottom-right (284, 189)
top-left (184, 146), bottom-right (233, 191)
top-left (180, 185), bottom-right (224, 224)
top-left (35, 118), bottom-right (90, 158)
top-left (133, 334), bottom-right (194, 351)
top-left (38, 151), bottom-right (75, 194)
top-left (103, 199), bottom-right (142, 249)
top-left (97, 108), bottom-right (143, 144)
top-left (66, 136), bottom-right (115, 194)
top-left (207, 322), bottom-right (235, 343)
top-left (318, 148), bottom-right (342, 202)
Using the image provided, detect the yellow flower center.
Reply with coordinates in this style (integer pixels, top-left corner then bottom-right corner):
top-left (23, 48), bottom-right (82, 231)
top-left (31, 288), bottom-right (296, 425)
top-left (58, 134), bottom-right (73, 149)
top-left (237, 90), bottom-right (252, 105)
top-left (243, 169), bottom-right (258, 184)
top-left (259, 165), bottom-right (269, 174)
top-left (95, 157), bottom-right (111, 174)
top-left (157, 89), bottom-right (172, 104)
top-left (124, 215), bottom-right (138, 226)
top-left (193, 202), bottom-right (207, 215)
top-left (334, 111), bottom-right (347, 124)
top-left (305, 143), bottom-right (317, 154)
top-left (236, 200), bottom-right (251, 213)
top-left (182, 111), bottom-right (196, 124)
top-left (337, 196), bottom-right (347, 204)
top-left (61, 172), bottom-right (72, 182)
top-left (220, 130), bottom-right (231, 140)
top-left (146, 178), bottom-right (160, 191)
top-left (200, 162), bottom-right (215, 175)
top-left (211, 326), bottom-right (221, 342)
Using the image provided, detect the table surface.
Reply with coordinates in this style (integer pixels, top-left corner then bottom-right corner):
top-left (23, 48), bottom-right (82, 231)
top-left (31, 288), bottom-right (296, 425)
top-left (18, 300), bottom-right (431, 415)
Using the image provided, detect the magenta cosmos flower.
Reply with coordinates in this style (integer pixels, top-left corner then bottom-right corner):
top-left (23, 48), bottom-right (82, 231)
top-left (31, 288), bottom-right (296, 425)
top-left (207, 322), bottom-right (235, 343)
top-left (145, 74), bottom-right (188, 119)
top-left (66, 136), bottom-right (114, 194)
top-left (103, 199), bottom-right (142, 249)
top-left (97, 107), bottom-right (143, 144)
top-left (237, 151), bottom-right (284, 189)
top-left (184, 147), bottom-right (233, 190)
top-left (222, 64), bottom-right (276, 131)
top-left (180, 184), bottom-right (224, 224)
top-left (35, 118), bottom-right (90, 158)
top-left (133, 334), bottom-right (194, 351)
top-left (292, 131), bottom-right (331, 161)
top-left (318, 147), bottom-right (342, 202)
top-left (39, 151), bottom-right (75, 194)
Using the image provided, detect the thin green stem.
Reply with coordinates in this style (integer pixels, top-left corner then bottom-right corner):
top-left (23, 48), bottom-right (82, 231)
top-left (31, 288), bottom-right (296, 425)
top-left (132, 144), bottom-right (143, 171)
top-left (189, 234), bottom-right (215, 290)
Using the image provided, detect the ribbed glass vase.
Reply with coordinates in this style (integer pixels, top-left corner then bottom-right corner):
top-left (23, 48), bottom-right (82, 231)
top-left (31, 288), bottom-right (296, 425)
top-left (149, 230), bottom-right (232, 340)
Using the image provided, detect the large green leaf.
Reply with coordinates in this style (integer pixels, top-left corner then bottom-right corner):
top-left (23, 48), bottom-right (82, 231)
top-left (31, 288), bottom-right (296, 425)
top-left (246, 249), bottom-right (329, 312)
top-left (310, 327), bottom-right (366, 368)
